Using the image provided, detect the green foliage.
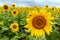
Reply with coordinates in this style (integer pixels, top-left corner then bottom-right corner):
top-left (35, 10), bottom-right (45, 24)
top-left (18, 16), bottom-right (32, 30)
top-left (0, 6), bottom-right (60, 40)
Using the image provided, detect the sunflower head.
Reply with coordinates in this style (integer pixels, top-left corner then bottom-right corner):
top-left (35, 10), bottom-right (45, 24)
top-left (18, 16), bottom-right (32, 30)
top-left (51, 7), bottom-right (56, 11)
top-left (32, 16), bottom-right (46, 29)
top-left (58, 9), bottom-right (60, 15)
top-left (45, 4), bottom-right (49, 8)
top-left (58, 8), bottom-right (60, 11)
top-left (10, 22), bottom-right (19, 32)
top-left (2, 4), bottom-right (9, 12)
top-left (58, 11), bottom-right (60, 14)
top-left (12, 9), bottom-right (18, 16)
top-left (33, 6), bottom-right (40, 10)
top-left (24, 8), bottom-right (55, 38)
top-left (12, 4), bottom-right (16, 8)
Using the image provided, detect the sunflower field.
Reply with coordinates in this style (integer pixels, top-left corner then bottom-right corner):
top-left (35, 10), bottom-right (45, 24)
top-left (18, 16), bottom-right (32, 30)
top-left (0, 4), bottom-right (60, 40)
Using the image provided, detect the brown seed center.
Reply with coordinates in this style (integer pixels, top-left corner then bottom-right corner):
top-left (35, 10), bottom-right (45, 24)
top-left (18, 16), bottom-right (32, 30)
top-left (13, 25), bottom-right (17, 29)
top-left (12, 5), bottom-right (15, 7)
top-left (36, 19), bottom-right (43, 26)
top-left (13, 11), bottom-right (16, 14)
top-left (32, 16), bottom-right (46, 29)
top-left (4, 5), bottom-right (8, 9)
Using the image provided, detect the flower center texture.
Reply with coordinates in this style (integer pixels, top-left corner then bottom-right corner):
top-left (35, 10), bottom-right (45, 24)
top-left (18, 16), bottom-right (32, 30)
top-left (13, 24), bottom-right (17, 29)
top-left (4, 5), bottom-right (8, 10)
top-left (32, 16), bottom-right (46, 29)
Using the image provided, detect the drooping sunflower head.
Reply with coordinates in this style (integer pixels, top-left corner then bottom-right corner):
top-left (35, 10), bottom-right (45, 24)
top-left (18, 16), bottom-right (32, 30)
top-left (10, 22), bottom-right (19, 32)
top-left (2, 4), bottom-right (9, 12)
top-left (12, 9), bottom-right (18, 16)
top-left (24, 8), bottom-right (55, 38)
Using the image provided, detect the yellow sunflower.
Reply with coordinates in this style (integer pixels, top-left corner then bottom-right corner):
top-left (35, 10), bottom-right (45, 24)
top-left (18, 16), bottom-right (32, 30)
top-left (24, 8), bottom-right (55, 38)
top-left (12, 9), bottom-right (18, 16)
top-left (58, 11), bottom-right (60, 14)
top-left (45, 4), bottom-right (49, 8)
top-left (2, 4), bottom-right (9, 12)
top-left (10, 22), bottom-right (19, 32)
top-left (51, 7), bottom-right (56, 11)
top-left (58, 9), bottom-right (60, 14)
top-left (33, 6), bottom-right (40, 10)
top-left (12, 4), bottom-right (16, 7)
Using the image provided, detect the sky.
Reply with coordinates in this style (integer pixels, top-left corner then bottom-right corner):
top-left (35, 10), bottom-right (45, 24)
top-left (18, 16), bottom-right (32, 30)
top-left (0, 0), bottom-right (60, 7)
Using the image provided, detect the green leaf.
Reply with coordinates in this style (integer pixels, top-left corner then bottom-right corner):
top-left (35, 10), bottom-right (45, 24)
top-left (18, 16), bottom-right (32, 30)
top-left (55, 18), bottom-right (60, 25)
top-left (2, 27), bottom-right (9, 31)
top-left (38, 37), bottom-right (47, 40)
top-left (20, 21), bottom-right (26, 25)
top-left (21, 18), bottom-right (26, 21)
top-left (10, 36), bottom-right (18, 40)
top-left (0, 36), bottom-right (9, 40)
top-left (26, 35), bottom-right (36, 40)
top-left (17, 32), bottom-right (26, 38)
top-left (20, 12), bottom-right (28, 18)
top-left (47, 26), bottom-right (59, 40)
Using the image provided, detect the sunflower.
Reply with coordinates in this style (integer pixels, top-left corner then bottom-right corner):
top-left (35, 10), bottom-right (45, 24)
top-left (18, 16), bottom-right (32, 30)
top-left (54, 13), bottom-right (58, 19)
top-left (24, 8), bottom-right (55, 38)
top-left (51, 7), bottom-right (56, 11)
top-left (33, 6), bottom-right (40, 10)
top-left (2, 4), bottom-right (9, 12)
top-left (45, 4), bottom-right (49, 10)
top-left (58, 8), bottom-right (60, 11)
top-left (10, 22), bottom-right (19, 32)
top-left (45, 4), bottom-right (49, 8)
top-left (12, 9), bottom-right (18, 16)
top-left (12, 4), bottom-right (16, 7)
top-left (58, 11), bottom-right (60, 14)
